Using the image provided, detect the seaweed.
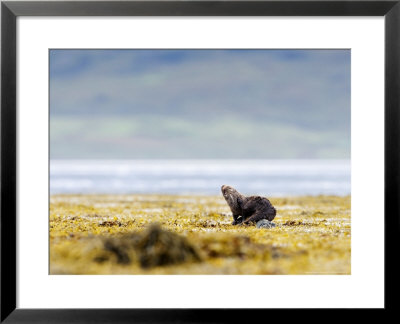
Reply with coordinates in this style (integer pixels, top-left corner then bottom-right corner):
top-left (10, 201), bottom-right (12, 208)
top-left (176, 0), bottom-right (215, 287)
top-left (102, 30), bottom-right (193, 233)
top-left (49, 194), bottom-right (351, 275)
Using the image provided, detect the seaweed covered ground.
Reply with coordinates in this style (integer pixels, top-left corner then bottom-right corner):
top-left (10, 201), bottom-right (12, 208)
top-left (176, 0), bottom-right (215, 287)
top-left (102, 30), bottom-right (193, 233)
top-left (50, 194), bottom-right (351, 275)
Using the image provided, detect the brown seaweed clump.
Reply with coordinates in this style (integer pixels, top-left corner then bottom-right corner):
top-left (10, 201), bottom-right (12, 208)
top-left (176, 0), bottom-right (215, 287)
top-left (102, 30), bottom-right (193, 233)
top-left (97, 224), bottom-right (201, 268)
top-left (99, 233), bottom-right (141, 265)
top-left (138, 224), bottom-right (201, 268)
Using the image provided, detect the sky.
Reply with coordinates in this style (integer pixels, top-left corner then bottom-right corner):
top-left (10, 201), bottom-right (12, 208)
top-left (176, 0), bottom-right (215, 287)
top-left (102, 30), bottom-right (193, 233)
top-left (50, 49), bottom-right (351, 159)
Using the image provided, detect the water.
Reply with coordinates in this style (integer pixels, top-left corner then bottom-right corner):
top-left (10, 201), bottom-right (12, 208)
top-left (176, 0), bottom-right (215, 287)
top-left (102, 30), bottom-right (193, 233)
top-left (50, 159), bottom-right (350, 196)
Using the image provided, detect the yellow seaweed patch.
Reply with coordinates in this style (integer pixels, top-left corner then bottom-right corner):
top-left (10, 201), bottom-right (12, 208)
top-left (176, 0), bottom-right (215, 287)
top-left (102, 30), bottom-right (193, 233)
top-left (50, 194), bottom-right (351, 275)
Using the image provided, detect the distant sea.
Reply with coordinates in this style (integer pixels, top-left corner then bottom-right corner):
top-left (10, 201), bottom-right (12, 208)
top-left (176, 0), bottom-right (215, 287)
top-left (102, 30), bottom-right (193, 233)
top-left (50, 159), bottom-right (350, 196)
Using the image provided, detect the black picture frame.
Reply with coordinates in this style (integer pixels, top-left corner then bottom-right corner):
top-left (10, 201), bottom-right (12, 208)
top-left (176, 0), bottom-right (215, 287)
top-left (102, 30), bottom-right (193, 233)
top-left (1, 0), bottom-right (398, 322)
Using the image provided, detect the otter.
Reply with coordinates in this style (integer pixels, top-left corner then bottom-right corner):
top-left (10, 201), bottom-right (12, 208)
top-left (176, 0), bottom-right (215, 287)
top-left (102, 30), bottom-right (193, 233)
top-left (221, 185), bottom-right (276, 225)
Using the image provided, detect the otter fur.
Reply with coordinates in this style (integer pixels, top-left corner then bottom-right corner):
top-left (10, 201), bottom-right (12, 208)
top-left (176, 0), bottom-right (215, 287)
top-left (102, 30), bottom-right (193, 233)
top-left (221, 185), bottom-right (276, 225)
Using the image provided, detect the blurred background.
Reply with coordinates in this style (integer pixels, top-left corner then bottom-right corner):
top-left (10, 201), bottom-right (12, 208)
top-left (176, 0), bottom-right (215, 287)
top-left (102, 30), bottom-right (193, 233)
top-left (50, 49), bottom-right (350, 196)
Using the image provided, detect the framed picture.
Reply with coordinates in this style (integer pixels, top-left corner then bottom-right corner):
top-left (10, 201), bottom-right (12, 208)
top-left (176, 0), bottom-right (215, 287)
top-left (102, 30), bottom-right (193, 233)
top-left (1, 0), bottom-right (398, 321)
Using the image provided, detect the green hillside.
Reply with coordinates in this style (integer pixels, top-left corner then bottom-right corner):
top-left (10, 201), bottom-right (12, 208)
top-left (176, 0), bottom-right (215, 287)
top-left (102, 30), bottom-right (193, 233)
top-left (50, 114), bottom-right (350, 159)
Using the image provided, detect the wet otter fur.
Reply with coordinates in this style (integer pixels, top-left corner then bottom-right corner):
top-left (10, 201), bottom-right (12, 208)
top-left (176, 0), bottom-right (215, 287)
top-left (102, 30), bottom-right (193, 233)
top-left (221, 185), bottom-right (276, 225)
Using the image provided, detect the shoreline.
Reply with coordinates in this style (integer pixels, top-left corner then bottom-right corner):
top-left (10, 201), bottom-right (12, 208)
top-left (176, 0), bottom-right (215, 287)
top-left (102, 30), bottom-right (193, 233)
top-left (50, 194), bottom-right (351, 275)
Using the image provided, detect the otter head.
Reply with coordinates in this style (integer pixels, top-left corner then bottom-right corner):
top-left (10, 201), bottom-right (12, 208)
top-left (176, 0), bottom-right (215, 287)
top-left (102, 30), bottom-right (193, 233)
top-left (221, 185), bottom-right (241, 211)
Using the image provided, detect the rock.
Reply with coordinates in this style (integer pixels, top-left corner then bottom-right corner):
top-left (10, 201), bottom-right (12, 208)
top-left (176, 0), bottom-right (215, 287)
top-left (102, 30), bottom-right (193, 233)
top-left (256, 219), bottom-right (276, 229)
